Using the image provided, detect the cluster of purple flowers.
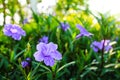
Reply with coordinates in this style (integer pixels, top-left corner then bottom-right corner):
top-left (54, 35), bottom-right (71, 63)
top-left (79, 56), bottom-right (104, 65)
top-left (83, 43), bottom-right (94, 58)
top-left (2, 23), bottom-right (62, 67)
top-left (3, 22), bottom-right (114, 67)
top-left (3, 24), bottom-right (26, 40)
top-left (75, 24), bottom-right (113, 53)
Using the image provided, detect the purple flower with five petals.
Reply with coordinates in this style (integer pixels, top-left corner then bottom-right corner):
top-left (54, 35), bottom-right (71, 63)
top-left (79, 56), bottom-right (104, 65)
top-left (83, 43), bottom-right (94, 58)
top-left (3, 24), bottom-right (26, 40)
top-left (76, 24), bottom-right (93, 39)
top-left (91, 40), bottom-right (112, 53)
top-left (34, 42), bottom-right (62, 66)
top-left (39, 36), bottom-right (48, 44)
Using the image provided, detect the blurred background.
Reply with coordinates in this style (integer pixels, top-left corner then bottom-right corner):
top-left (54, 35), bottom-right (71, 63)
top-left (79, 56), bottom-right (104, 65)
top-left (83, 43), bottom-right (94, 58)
top-left (0, 0), bottom-right (120, 26)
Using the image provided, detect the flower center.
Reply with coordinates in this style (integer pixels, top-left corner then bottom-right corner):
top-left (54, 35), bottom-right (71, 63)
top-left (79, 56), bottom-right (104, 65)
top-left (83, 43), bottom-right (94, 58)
top-left (10, 28), bottom-right (18, 33)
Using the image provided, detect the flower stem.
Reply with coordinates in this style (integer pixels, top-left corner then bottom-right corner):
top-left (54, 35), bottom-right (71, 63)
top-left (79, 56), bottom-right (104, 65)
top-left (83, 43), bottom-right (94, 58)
top-left (101, 39), bottom-right (105, 69)
top-left (52, 71), bottom-right (56, 80)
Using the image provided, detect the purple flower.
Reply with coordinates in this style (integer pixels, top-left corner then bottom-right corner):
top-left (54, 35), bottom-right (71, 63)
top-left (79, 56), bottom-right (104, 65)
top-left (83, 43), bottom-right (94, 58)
top-left (3, 24), bottom-right (26, 40)
top-left (59, 22), bottom-right (70, 31)
top-left (23, 18), bottom-right (28, 24)
top-left (34, 42), bottom-right (62, 66)
top-left (21, 58), bottom-right (32, 68)
top-left (91, 40), bottom-right (112, 52)
top-left (76, 24), bottom-right (93, 39)
top-left (26, 57), bottom-right (31, 61)
top-left (90, 41), bottom-right (103, 52)
top-left (39, 36), bottom-right (48, 43)
top-left (21, 61), bottom-right (29, 68)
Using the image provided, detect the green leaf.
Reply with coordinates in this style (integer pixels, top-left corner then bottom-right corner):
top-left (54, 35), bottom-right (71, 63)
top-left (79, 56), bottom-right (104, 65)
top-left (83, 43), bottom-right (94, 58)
top-left (87, 66), bottom-right (98, 71)
top-left (28, 62), bottom-right (41, 79)
top-left (33, 71), bottom-right (50, 80)
top-left (104, 63), bottom-right (115, 68)
top-left (14, 49), bottom-right (26, 60)
top-left (32, 10), bottom-right (39, 24)
top-left (101, 68), bottom-right (114, 76)
top-left (115, 63), bottom-right (120, 68)
top-left (40, 64), bottom-right (52, 72)
top-left (56, 61), bottom-right (75, 73)
top-left (80, 69), bottom-right (91, 78)
top-left (32, 61), bottom-right (51, 72)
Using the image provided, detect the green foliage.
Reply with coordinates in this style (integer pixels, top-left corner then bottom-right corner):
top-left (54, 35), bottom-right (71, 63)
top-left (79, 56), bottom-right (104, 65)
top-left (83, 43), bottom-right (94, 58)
top-left (0, 0), bottom-right (120, 80)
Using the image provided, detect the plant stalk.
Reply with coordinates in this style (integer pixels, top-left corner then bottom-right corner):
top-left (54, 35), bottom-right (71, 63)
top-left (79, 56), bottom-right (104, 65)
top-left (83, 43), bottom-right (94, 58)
top-left (101, 39), bottom-right (105, 69)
